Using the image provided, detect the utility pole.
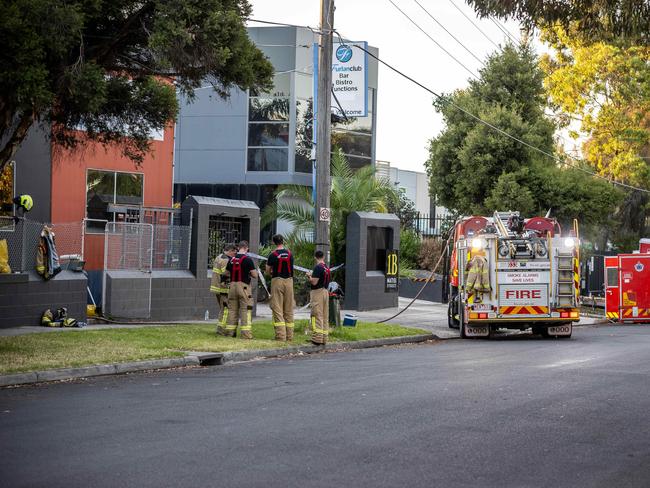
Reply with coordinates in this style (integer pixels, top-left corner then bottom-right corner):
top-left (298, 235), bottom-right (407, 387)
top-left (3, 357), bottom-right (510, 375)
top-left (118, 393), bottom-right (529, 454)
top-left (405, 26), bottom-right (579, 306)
top-left (315, 0), bottom-right (334, 261)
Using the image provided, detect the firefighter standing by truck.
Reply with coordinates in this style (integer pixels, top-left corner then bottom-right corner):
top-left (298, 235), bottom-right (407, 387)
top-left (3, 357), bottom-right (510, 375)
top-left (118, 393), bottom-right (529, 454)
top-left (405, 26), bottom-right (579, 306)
top-left (225, 241), bottom-right (258, 339)
top-left (211, 243), bottom-right (237, 336)
top-left (307, 250), bottom-right (330, 345)
top-left (266, 234), bottom-right (295, 341)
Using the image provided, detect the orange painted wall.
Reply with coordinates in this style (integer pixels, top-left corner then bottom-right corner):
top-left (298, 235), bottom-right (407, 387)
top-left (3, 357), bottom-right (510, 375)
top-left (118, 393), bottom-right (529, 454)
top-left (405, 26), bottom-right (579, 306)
top-left (51, 126), bottom-right (175, 270)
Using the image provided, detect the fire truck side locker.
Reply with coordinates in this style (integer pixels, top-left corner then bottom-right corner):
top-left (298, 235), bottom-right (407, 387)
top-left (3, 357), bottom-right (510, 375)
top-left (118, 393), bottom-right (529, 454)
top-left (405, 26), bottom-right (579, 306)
top-left (618, 254), bottom-right (650, 323)
top-left (604, 256), bottom-right (620, 321)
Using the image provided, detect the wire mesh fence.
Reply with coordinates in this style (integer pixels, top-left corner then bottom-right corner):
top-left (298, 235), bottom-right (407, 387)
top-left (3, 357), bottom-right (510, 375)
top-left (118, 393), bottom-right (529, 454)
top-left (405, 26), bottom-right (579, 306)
top-left (104, 222), bottom-right (153, 272)
top-left (0, 217), bottom-right (84, 273)
top-left (152, 224), bottom-right (191, 270)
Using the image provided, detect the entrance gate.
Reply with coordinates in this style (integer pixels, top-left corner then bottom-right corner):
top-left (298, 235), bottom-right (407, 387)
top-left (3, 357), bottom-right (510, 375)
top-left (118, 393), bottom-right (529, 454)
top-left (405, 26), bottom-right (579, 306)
top-left (103, 222), bottom-right (154, 318)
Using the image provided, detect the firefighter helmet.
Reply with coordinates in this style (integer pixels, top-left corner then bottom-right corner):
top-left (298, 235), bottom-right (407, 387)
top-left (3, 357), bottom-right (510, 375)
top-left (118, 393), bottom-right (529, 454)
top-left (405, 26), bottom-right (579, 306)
top-left (13, 194), bottom-right (33, 212)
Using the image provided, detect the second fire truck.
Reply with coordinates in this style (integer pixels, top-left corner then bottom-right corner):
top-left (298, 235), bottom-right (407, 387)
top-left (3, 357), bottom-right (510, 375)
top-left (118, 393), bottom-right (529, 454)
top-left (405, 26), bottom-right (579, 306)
top-left (448, 211), bottom-right (581, 338)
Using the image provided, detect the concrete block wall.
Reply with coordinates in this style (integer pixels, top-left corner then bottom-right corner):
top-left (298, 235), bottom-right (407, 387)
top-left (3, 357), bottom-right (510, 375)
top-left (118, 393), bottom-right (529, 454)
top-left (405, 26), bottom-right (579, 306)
top-left (0, 271), bottom-right (87, 327)
top-left (104, 271), bottom-right (152, 319)
top-left (149, 271), bottom-right (216, 321)
top-left (345, 212), bottom-right (400, 311)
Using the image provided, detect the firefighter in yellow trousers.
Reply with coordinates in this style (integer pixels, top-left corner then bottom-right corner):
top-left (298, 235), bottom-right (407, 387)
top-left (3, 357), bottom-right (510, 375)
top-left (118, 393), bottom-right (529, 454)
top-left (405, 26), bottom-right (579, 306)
top-left (266, 234), bottom-right (295, 341)
top-left (465, 248), bottom-right (490, 303)
top-left (225, 240), bottom-right (258, 339)
top-left (211, 243), bottom-right (236, 335)
top-left (307, 250), bottom-right (330, 345)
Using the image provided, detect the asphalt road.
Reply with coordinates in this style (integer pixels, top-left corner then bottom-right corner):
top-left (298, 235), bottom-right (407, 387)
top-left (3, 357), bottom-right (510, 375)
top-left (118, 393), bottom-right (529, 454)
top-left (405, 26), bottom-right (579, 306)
top-left (2, 325), bottom-right (650, 488)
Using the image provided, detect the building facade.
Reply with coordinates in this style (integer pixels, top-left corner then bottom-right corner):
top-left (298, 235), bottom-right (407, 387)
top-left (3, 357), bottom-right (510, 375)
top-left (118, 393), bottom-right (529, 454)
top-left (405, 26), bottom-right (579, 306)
top-left (174, 26), bottom-right (379, 237)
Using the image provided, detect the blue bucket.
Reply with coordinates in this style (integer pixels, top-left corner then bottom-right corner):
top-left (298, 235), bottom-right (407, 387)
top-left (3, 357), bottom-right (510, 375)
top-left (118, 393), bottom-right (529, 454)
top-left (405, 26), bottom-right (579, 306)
top-left (342, 313), bottom-right (357, 327)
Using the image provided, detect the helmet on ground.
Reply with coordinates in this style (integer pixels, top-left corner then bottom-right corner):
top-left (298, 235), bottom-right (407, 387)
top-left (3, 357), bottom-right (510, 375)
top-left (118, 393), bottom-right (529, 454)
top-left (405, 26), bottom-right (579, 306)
top-left (13, 194), bottom-right (33, 211)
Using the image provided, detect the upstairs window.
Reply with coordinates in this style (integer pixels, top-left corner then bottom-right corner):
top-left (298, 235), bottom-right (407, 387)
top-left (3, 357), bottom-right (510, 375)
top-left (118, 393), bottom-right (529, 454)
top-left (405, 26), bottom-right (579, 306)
top-left (86, 169), bottom-right (143, 231)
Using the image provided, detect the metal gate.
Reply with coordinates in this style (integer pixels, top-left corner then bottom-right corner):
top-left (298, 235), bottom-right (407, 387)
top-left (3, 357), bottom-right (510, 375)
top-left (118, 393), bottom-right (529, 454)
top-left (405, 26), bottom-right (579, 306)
top-left (208, 216), bottom-right (243, 267)
top-left (103, 222), bottom-right (154, 319)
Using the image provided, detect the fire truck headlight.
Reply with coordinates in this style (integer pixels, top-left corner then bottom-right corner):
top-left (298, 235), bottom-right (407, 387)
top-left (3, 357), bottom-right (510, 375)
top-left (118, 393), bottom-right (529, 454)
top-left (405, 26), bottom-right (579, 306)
top-left (564, 237), bottom-right (576, 249)
top-left (471, 238), bottom-right (487, 250)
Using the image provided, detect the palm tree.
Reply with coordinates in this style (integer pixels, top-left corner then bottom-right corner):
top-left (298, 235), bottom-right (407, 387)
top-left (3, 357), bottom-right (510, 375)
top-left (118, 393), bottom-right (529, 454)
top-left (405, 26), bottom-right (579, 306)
top-left (261, 149), bottom-right (399, 268)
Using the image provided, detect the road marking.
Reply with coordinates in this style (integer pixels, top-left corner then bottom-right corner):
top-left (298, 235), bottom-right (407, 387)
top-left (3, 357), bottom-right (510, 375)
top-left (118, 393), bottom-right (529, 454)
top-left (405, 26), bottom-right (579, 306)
top-left (540, 358), bottom-right (594, 368)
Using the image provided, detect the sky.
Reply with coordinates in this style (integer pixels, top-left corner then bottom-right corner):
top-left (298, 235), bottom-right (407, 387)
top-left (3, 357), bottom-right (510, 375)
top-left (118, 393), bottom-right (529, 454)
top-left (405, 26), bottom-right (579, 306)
top-left (247, 0), bottom-right (526, 173)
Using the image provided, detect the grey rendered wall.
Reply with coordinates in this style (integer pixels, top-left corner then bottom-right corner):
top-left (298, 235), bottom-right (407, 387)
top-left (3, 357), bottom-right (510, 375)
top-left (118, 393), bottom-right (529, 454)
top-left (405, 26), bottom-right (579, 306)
top-left (344, 212), bottom-right (400, 311)
top-left (11, 124), bottom-right (52, 223)
top-left (0, 271), bottom-right (87, 328)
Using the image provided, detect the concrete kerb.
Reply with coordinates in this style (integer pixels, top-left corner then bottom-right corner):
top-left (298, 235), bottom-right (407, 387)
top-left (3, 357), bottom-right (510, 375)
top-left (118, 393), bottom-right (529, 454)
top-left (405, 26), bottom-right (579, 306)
top-left (0, 333), bottom-right (437, 387)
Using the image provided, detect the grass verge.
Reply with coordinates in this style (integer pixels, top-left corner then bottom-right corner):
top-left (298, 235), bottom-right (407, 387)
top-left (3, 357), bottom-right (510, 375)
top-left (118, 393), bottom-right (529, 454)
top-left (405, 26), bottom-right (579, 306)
top-left (0, 320), bottom-right (427, 375)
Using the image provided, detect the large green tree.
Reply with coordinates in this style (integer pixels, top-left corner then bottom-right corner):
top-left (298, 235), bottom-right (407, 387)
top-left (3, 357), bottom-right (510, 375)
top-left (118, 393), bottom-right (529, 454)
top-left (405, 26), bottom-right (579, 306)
top-left (425, 43), bottom-right (621, 232)
top-left (466, 0), bottom-right (650, 45)
top-left (541, 26), bottom-right (650, 249)
top-left (0, 0), bottom-right (273, 172)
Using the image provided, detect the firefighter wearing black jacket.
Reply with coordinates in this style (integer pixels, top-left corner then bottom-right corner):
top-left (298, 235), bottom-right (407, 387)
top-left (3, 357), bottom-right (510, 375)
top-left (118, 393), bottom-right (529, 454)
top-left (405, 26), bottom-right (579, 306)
top-left (307, 250), bottom-right (331, 345)
top-left (266, 234), bottom-right (295, 341)
top-left (225, 241), bottom-right (258, 339)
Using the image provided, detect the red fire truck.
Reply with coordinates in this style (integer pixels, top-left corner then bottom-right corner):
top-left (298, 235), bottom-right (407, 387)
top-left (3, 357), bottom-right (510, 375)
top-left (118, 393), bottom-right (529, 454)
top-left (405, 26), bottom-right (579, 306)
top-left (448, 211), bottom-right (581, 338)
top-left (605, 239), bottom-right (650, 323)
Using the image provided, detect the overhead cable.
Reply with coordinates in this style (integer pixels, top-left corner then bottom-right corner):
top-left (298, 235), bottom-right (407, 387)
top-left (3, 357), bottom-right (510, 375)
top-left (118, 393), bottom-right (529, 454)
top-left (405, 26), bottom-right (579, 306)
top-left (489, 16), bottom-right (519, 44)
top-left (412, 0), bottom-right (485, 66)
top-left (445, 0), bottom-right (500, 50)
top-left (387, 0), bottom-right (479, 79)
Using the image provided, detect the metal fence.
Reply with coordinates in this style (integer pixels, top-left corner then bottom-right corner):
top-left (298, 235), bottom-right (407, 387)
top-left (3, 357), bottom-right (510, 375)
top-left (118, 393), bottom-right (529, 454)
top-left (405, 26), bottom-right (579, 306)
top-left (413, 213), bottom-right (456, 237)
top-left (103, 222), bottom-right (154, 319)
top-left (152, 224), bottom-right (191, 270)
top-left (0, 217), bottom-right (83, 272)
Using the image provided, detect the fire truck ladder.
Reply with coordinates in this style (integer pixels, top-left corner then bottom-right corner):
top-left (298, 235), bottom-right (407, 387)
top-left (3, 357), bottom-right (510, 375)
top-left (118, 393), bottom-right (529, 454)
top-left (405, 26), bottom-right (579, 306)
top-left (493, 211), bottom-right (519, 238)
top-left (555, 250), bottom-right (575, 308)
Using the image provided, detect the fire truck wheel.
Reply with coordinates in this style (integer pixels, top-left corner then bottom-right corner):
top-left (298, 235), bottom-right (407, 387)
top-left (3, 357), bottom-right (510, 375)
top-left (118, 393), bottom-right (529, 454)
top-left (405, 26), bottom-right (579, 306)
top-left (448, 302), bottom-right (459, 328)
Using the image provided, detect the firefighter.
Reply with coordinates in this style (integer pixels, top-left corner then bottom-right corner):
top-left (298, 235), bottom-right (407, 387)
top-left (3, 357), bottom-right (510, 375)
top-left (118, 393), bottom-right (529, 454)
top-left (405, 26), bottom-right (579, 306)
top-left (225, 240), bottom-right (258, 339)
top-left (266, 234), bottom-right (295, 341)
top-left (211, 243), bottom-right (237, 336)
top-left (465, 241), bottom-right (490, 303)
top-left (307, 250), bottom-right (330, 345)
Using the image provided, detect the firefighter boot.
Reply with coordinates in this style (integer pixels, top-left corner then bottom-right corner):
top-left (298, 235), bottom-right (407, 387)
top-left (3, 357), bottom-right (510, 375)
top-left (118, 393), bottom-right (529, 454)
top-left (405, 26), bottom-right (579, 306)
top-left (274, 322), bottom-right (286, 341)
top-left (285, 323), bottom-right (294, 342)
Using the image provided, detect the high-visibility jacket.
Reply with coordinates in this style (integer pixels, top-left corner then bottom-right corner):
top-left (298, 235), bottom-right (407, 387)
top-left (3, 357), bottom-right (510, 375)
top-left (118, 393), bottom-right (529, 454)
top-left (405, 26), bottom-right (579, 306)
top-left (210, 254), bottom-right (231, 294)
top-left (466, 254), bottom-right (491, 293)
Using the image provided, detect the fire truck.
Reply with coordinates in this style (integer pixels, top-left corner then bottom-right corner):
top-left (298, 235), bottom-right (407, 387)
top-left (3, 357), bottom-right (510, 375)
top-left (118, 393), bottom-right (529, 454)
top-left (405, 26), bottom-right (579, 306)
top-left (604, 239), bottom-right (650, 323)
top-left (447, 211), bottom-right (581, 338)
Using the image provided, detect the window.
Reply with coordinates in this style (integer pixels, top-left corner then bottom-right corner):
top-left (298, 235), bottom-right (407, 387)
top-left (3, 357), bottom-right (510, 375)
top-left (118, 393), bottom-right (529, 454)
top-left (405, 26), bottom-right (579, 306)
top-left (0, 162), bottom-right (15, 228)
top-left (606, 267), bottom-right (618, 287)
top-left (331, 88), bottom-right (375, 171)
top-left (86, 170), bottom-right (143, 231)
top-left (248, 73), bottom-right (290, 172)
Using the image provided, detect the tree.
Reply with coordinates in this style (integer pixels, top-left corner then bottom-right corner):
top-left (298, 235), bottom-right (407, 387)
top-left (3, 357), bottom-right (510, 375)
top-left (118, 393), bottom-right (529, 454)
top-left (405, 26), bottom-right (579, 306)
top-left (261, 149), bottom-right (399, 269)
top-left (425, 43), bottom-right (621, 232)
top-left (386, 188), bottom-right (419, 230)
top-left (466, 0), bottom-right (650, 45)
top-left (541, 26), bottom-right (650, 248)
top-left (0, 0), bottom-right (273, 172)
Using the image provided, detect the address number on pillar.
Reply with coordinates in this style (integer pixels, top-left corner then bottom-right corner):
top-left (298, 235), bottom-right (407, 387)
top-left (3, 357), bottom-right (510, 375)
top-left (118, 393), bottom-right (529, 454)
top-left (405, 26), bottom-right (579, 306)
top-left (319, 207), bottom-right (331, 222)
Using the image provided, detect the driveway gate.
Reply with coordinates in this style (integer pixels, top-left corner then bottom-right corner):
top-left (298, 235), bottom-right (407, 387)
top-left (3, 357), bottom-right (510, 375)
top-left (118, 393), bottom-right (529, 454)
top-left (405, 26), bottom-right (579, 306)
top-left (103, 222), bottom-right (154, 318)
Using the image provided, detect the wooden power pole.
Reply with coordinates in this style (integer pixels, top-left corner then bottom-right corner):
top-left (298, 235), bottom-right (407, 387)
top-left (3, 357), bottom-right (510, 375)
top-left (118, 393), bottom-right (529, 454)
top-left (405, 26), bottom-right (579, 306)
top-left (315, 0), bottom-right (334, 261)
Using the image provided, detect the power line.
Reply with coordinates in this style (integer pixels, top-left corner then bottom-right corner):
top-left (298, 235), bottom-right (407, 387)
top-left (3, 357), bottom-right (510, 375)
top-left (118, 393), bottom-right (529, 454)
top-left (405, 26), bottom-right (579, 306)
top-left (489, 16), bottom-right (519, 44)
top-left (345, 39), bottom-right (649, 194)
top-left (386, 0), bottom-right (479, 79)
top-left (411, 0), bottom-right (485, 66)
top-left (445, 0), bottom-right (500, 50)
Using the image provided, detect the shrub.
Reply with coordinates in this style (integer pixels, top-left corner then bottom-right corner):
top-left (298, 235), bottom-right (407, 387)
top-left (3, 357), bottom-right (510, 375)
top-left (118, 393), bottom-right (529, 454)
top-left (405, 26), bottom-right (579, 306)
top-left (399, 228), bottom-right (421, 270)
top-left (418, 237), bottom-right (446, 271)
